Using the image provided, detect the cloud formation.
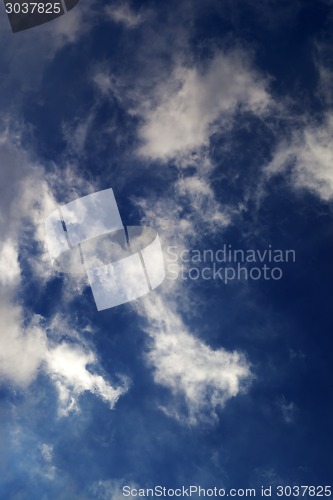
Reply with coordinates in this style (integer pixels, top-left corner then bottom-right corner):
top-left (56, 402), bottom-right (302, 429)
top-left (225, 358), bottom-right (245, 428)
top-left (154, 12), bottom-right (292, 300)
top-left (141, 296), bottom-right (252, 425)
top-left (136, 51), bottom-right (271, 159)
top-left (267, 113), bottom-right (333, 201)
top-left (47, 339), bottom-right (129, 416)
top-left (131, 158), bottom-right (253, 424)
top-left (106, 2), bottom-right (145, 28)
top-left (0, 118), bottom-right (128, 414)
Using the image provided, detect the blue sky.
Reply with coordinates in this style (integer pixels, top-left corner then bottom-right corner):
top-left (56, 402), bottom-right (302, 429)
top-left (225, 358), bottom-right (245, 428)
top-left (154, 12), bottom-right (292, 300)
top-left (0, 0), bottom-right (332, 498)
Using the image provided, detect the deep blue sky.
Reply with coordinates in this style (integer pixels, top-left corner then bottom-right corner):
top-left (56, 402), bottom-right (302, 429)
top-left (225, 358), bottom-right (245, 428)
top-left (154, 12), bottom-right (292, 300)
top-left (0, 0), bottom-right (332, 499)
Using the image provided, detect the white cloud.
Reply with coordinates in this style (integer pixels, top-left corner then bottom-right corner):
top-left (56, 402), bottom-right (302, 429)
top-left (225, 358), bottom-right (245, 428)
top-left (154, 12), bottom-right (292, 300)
top-left (80, 48), bottom-right (261, 425)
top-left (0, 117), bottom-right (129, 414)
top-left (0, 305), bottom-right (46, 388)
top-left (134, 168), bottom-right (233, 255)
top-left (266, 113), bottom-right (333, 201)
top-left (106, 2), bottom-right (145, 28)
top-left (0, 127), bottom-right (52, 390)
top-left (136, 50), bottom-right (271, 159)
top-left (176, 175), bottom-right (231, 229)
top-left (49, 1), bottom-right (95, 46)
top-left (92, 48), bottom-right (272, 162)
top-left (0, 297), bottom-right (128, 414)
top-left (137, 295), bottom-right (252, 425)
top-left (0, 239), bottom-right (21, 287)
top-left (38, 443), bottom-right (57, 480)
top-left (39, 443), bottom-right (53, 463)
top-left (0, 42), bottom-right (262, 427)
top-left (130, 128), bottom-right (252, 425)
top-left (46, 342), bottom-right (129, 416)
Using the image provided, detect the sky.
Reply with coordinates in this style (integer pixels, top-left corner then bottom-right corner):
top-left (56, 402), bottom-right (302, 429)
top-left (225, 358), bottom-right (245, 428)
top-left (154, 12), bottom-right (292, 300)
top-left (0, 0), bottom-right (332, 498)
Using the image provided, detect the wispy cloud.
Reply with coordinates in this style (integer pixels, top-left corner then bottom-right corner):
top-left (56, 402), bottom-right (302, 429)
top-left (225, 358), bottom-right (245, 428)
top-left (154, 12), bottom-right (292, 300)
top-left (139, 295), bottom-right (252, 425)
top-left (132, 173), bottom-right (253, 424)
top-left (47, 340), bottom-right (129, 416)
top-left (266, 113), bottom-right (333, 201)
top-left (0, 305), bottom-right (46, 388)
top-left (105, 2), bottom-right (146, 29)
top-left (93, 48), bottom-right (272, 162)
top-left (93, 47), bottom-right (264, 424)
top-left (0, 117), bottom-right (129, 414)
top-left (38, 443), bottom-right (57, 480)
top-left (276, 396), bottom-right (296, 425)
top-left (136, 50), bottom-right (271, 160)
